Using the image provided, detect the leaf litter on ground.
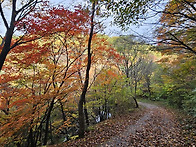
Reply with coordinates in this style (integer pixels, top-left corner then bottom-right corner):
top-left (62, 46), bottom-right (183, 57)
top-left (50, 102), bottom-right (196, 147)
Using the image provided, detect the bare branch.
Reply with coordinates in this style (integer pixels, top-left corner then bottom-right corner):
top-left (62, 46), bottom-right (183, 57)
top-left (168, 32), bottom-right (196, 55)
top-left (183, 0), bottom-right (196, 12)
top-left (16, 0), bottom-right (40, 21)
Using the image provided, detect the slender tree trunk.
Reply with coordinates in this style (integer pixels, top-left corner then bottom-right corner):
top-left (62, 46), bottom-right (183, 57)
top-left (105, 98), bottom-right (107, 120)
top-left (0, 27), bottom-right (14, 71)
top-left (78, 2), bottom-right (95, 138)
top-left (84, 99), bottom-right (89, 126)
top-left (125, 59), bottom-right (129, 78)
top-left (78, 98), bottom-right (85, 138)
top-left (133, 97), bottom-right (139, 108)
top-left (43, 98), bottom-right (55, 145)
top-left (49, 121), bottom-right (54, 144)
top-left (27, 128), bottom-right (35, 147)
top-left (59, 100), bottom-right (69, 141)
top-left (0, 0), bottom-right (16, 71)
top-left (134, 81), bottom-right (139, 108)
top-left (146, 77), bottom-right (151, 96)
top-left (99, 107), bottom-right (103, 122)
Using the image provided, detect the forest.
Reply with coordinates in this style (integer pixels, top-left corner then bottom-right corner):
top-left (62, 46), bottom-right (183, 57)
top-left (0, 0), bottom-right (195, 146)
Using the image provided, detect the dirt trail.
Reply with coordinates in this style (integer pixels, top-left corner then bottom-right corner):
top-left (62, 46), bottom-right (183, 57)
top-left (99, 102), bottom-right (185, 147)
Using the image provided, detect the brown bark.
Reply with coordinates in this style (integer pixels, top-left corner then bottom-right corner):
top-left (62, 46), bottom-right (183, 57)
top-left (0, 26), bottom-right (14, 70)
top-left (134, 81), bottom-right (139, 108)
top-left (84, 99), bottom-right (90, 126)
top-left (78, 2), bottom-right (95, 138)
top-left (43, 98), bottom-right (55, 145)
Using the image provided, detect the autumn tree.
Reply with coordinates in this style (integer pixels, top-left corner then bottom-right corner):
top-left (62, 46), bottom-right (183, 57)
top-left (112, 35), bottom-right (153, 107)
top-left (77, 0), bottom-right (97, 138)
top-left (76, 34), bottom-right (121, 127)
top-left (141, 59), bottom-right (154, 97)
top-left (156, 56), bottom-right (196, 108)
top-left (76, 0), bottom-right (156, 126)
top-left (0, 0), bottom-right (48, 71)
top-left (87, 66), bottom-right (135, 122)
top-left (0, 5), bottom-right (91, 146)
top-left (150, 0), bottom-right (196, 115)
top-left (157, 0), bottom-right (196, 55)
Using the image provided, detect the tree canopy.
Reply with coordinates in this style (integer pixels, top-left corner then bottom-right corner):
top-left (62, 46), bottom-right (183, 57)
top-left (157, 0), bottom-right (196, 55)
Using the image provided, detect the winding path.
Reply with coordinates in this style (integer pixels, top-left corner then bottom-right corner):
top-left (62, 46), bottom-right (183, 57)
top-left (99, 102), bottom-right (185, 146)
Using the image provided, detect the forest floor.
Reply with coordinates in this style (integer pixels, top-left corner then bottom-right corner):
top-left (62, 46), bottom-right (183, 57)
top-left (51, 101), bottom-right (196, 147)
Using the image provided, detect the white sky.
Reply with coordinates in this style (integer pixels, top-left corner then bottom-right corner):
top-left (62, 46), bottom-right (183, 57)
top-left (48, 0), bottom-right (164, 43)
top-left (48, 0), bottom-right (163, 41)
top-left (0, 0), bottom-right (163, 43)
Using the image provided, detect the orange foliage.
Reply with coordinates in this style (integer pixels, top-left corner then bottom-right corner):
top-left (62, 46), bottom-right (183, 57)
top-left (0, 5), bottom-right (90, 146)
top-left (157, 0), bottom-right (195, 55)
top-left (0, 3), bottom-right (123, 146)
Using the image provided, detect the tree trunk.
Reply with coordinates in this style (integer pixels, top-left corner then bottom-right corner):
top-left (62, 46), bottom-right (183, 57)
top-left (43, 98), bottom-right (55, 145)
top-left (134, 81), bottom-right (139, 108)
top-left (84, 99), bottom-right (89, 126)
top-left (133, 97), bottom-right (139, 108)
top-left (49, 121), bottom-right (54, 144)
top-left (147, 77), bottom-right (151, 96)
top-left (0, 27), bottom-right (14, 70)
top-left (27, 128), bottom-right (35, 147)
top-left (0, 0), bottom-right (16, 71)
top-left (59, 99), bottom-right (69, 141)
top-left (78, 2), bottom-right (95, 138)
top-left (78, 98), bottom-right (85, 138)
